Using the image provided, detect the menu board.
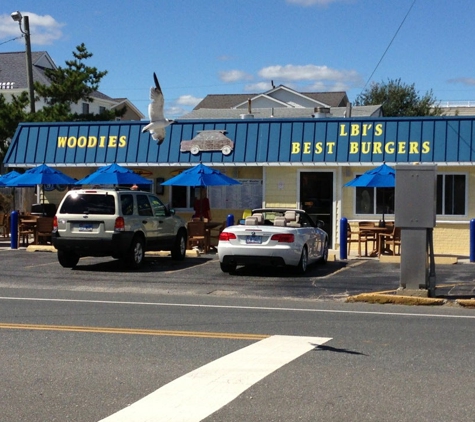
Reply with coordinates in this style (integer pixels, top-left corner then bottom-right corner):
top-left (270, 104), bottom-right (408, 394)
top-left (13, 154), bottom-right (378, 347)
top-left (208, 179), bottom-right (262, 210)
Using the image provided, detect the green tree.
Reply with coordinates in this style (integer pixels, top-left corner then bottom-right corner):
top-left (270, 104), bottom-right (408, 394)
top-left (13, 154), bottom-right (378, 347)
top-left (0, 43), bottom-right (126, 160)
top-left (34, 43), bottom-right (126, 122)
top-left (354, 78), bottom-right (442, 117)
top-left (0, 92), bottom-right (31, 160)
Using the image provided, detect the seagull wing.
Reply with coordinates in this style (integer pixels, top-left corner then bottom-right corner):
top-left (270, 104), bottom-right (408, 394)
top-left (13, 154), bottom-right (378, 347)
top-left (149, 73), bottom-right (165, 122)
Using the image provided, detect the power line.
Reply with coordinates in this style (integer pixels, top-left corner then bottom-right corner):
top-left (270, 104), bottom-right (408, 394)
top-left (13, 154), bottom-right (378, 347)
top-left (0, 35), bottom-right (23, 47)
top-left (359, 0), bottom-right (417, 95)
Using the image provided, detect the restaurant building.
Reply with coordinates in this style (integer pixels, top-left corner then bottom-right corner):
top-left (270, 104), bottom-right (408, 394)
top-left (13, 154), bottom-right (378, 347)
top-left (3, 114), bottom-right (475, 256)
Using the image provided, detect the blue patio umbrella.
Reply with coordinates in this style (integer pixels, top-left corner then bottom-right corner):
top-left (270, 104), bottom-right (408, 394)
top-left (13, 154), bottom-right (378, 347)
top-left (6, 165), bottom-right (76, 214)
top-left (344, 163), bottom-right (395, 224)
top-left (343, 163), bottom-right (395, 188)
top-left (75, 163), bottom-right (152, 186)
top-left (161, 163), bottom-right (240, 187)
top-left (0, 170), bottom-right (21, 186)
top-left (7, 164), bottom-right (76, 187)
top-left (161, 163), bottom-right (240, 220)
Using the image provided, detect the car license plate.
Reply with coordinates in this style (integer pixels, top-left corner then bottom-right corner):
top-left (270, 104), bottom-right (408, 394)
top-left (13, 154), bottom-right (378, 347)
top-left (246, 235), bottom-right (262, 244)
top-left (78, 223), bottom-right (93, 232)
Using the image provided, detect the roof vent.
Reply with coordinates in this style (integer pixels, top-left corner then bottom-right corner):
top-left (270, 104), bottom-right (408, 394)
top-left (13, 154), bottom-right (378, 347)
top-left (313, 106), bottom-right (332, 118)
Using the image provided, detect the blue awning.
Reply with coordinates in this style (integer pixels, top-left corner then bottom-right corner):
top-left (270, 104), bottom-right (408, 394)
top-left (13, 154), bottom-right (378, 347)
top-left (4, 116), bottom-right (475, 167)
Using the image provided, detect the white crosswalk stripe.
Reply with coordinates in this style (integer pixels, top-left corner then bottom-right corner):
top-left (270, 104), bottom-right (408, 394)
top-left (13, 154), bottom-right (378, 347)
top-left (99, 334), bottom-right (332, 422)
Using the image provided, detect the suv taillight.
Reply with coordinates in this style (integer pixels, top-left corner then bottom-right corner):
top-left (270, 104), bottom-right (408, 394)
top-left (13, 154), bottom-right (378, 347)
top-left (52, 216), bottom-right (58, 233)
top-left (219, 232), bottom-right (236, 241)
top-left (114, 216), bottom-right (125, 232)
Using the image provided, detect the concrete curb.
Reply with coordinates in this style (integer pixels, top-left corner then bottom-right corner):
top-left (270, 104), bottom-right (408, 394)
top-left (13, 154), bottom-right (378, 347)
top-left (26, 245), bottom-right (55, 253)
top-left (346, 291), bottom-right (446, 306)
top-left (456, 299), bottom-right (475, 308)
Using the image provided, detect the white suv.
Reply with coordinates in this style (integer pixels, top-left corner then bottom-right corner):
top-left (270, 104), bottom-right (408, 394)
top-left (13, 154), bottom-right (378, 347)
top-left (52, 188), bottom-right (187, 269)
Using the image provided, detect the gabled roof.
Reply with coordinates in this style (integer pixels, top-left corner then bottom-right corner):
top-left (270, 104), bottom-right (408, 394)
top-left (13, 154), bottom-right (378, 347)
top-left (194, 86), bottom-right (349, 110)
top-left (181, 105), bottom-right (382, 119)
top-left (0, 51), bottom-right (144, 119)
top-left (233, 85), bottom-right (333, 109)
top-left (0, 51), bottom-right (55, 89)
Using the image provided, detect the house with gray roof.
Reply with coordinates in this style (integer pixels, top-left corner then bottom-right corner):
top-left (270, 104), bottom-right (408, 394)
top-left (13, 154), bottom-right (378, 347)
top-left (183, 84), bottom-right (382, 119)
top-left (194, 85), bottom-right (350, 109)
top-left (0, 51), bottom-right (143, 120)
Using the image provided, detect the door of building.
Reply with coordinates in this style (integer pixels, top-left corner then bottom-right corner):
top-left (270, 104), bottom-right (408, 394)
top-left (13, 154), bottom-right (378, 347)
top-left (300, 172), bottom-right (334, 245)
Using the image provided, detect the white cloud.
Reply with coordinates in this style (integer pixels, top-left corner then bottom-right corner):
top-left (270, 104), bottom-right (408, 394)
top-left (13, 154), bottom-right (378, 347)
top-left (165, 105), bottom-right (189, 119)
top-left (259, 64), bottom-right (361, 84)
top-left (218, 63), bottom-right (363, 93)
top-left (219, 70), bottom-right (253, 83)
top-left (175, 95), bottom-right (203, 107)
top-left (244, 82), bottom-right (276, 92)
top-left (0, 12), bottom-right (64, 46)
top-left (307, 80), bottom-right (353, 92)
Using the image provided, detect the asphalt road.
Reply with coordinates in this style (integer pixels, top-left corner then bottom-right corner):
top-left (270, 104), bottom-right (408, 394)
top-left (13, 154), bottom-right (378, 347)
top-left (1, 249), bottom-right (475, 421)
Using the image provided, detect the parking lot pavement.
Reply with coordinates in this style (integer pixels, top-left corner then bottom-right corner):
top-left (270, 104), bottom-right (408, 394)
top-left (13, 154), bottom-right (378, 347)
top-left (1, 237), bottom-right (474, 305)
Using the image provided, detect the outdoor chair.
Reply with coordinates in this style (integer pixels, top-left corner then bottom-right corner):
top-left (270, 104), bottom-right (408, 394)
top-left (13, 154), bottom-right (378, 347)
top-left (358, 221), bottom-right (377, 256)
top-left (378, 226), bottom-right (401, 256)
top-left (0, 213), bottom-right (7, 237)
top-left (35, 217), bottom-right (54, 245)
top-left (187, 221), bottom-right (209, 253)
top-left (346, 223), bottom-right (360, 256)
top-left (208, 221), bottom-right (226, 249)
top-left (18, 216), bottom-right (37, 246)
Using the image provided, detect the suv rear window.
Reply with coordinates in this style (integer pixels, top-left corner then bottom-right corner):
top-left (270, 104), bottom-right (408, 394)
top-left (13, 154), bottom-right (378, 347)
top-left (59, 193), bottom-right (116, 215)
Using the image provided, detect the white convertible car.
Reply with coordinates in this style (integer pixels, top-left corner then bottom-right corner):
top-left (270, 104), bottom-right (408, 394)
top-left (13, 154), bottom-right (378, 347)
top-left (218, 208), bottom-right (329, 274)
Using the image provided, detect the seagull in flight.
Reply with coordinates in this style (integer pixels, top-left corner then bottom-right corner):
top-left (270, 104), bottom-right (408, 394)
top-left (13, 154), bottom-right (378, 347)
top-left (142, 72), bottom-right (174, 144)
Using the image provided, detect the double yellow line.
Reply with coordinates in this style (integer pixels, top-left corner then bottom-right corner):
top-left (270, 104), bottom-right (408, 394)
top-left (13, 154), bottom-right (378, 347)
top-left (0, 323), bottom-right (269, 341)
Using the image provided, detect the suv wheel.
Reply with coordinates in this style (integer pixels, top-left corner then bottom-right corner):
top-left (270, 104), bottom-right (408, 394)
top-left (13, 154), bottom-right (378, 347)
top-left (171, 230), bottom-right (186, 261)
top-left (58, 250), bottom-right (79, 268)
top-left (126, 236), bottom-right (145, 269)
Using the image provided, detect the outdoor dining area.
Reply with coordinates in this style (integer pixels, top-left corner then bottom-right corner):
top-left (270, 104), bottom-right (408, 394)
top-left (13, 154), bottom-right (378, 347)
top-left (347, 221), bottom-right (401, 258)
top-left (343, 163), bottom-right (400, 258)
top-left (186, 219), bottom-right (226, 253)
top-left (0, 164), bottom-right (75, 248)
top-left (0, 212), bottom-right (54, 247)
top-left (161, 163), bottom-right (239, 254)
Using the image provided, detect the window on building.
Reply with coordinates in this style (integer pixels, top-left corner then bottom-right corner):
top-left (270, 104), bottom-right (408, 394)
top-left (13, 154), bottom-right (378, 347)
top-left (355, 187), bottom-right (394, 215)
top-left (82, 103), bottom-right (89, 114)
top-left (436, 174), bottom-right (466, 215)
top-left (171, 186), bottom-right (197, 210)
top-left (99, 106), bottom-right (106, 114)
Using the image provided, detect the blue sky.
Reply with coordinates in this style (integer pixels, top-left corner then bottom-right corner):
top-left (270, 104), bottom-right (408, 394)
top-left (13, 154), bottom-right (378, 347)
top-left (1, 0), bottom-right (475, 119)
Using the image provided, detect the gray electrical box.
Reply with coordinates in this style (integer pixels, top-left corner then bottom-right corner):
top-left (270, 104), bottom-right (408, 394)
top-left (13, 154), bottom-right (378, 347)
top-left (395, 165), bottom-right (437, 228)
